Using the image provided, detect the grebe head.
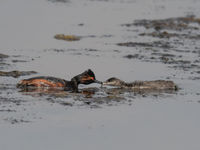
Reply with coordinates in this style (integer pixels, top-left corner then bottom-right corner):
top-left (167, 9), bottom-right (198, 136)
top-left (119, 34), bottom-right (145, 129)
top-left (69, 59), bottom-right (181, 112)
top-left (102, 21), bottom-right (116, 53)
top-left (71, 69), bottom-right (102, 85)
top-left (103, 77), bottom-right (123, 86)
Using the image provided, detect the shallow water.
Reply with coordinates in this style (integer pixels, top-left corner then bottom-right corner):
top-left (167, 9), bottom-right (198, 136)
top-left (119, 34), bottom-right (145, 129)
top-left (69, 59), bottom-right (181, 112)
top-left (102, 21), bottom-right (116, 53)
top-left (0, 0), bottom-right (200, 150)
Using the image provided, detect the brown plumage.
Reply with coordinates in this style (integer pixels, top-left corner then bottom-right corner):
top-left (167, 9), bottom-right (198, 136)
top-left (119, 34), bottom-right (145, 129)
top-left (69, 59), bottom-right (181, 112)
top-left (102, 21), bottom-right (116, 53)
top-left (17, 69), bottom-right (102, 92)
top-left (103, 77), bottom-right (178, 90)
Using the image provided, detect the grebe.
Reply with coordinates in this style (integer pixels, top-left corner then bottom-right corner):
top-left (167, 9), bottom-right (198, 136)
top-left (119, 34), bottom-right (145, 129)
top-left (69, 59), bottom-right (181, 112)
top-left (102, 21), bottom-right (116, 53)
top-left (17, 69), bottom-right (102, 92)
top-left (103, 77), bottom-right (177, 90)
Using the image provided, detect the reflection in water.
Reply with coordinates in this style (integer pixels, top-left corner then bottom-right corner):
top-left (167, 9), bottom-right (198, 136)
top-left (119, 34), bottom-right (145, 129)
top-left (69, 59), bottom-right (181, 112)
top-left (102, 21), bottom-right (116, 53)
top-left (17, 85), bottom-right (177, 107)
top-left (48, 0), bottom-right (69, 3)
top-left (19, 86), bottom-right (176, 97)
top-left (105, 87), bottom-right (177, 95)
top-left (19, 87), bottom-right (98, 99)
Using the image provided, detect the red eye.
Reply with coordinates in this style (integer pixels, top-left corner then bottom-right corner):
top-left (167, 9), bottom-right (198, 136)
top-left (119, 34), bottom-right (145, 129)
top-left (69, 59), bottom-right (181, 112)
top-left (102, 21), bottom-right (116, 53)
top-left (82, 76), bottom-right (94, 81)
top-left (90, 77), bottom-right (94, 80)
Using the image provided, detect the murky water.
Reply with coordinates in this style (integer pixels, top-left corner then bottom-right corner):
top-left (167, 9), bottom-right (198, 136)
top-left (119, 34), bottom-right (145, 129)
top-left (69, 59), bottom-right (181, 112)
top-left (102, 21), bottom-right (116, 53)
top-left (0, 0), bottom-right (200, 150)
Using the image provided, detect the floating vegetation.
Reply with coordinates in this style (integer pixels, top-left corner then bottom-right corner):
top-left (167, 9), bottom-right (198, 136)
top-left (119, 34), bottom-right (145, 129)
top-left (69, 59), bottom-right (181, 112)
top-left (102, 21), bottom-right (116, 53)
top-left (54, 34), bottom-right (81, 41)
top-left (3, 118), bottom-right (31, 124)
top-left (0, 53), bottom-right (9, 59)
top-left (124, 54), bottom-right (144, 59)
top-left (117, 41), bottom-right (171, 49)
top-left (123, 16), bottom-right (200, 40)
top-left (0, 70), bottom-right (37, 78)
top-left (123, 15), bottom-right (200, 31)
top-left (140, 31), bottom-right (200, 39)
top-left (119, 15), bottom-right (200, 76)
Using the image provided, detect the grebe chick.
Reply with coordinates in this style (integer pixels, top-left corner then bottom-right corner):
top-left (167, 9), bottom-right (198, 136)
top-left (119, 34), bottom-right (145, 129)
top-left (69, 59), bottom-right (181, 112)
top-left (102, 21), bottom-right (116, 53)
top-left (17, 69), bottom-right (102, 92)
top-left (103, 77), bottom-right (178, 90)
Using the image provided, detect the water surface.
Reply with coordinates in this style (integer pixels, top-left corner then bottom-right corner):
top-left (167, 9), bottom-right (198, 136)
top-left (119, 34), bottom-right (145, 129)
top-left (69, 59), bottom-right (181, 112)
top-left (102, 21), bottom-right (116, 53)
top-left (0, 0), bottom-right (200, 150)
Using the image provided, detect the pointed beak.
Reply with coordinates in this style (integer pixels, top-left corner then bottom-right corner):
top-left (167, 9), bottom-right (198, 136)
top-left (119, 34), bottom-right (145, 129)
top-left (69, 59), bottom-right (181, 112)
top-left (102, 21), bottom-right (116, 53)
top-left (102, 81), bottom-right (109, 85)
top-left (94, 80), bottom-right (102, 84)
